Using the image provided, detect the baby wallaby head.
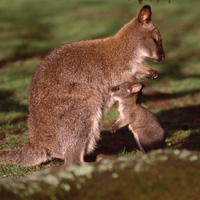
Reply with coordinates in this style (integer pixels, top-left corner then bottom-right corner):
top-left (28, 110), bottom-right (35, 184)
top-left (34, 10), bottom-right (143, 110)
top-left (109, 82), bottom-right (144, 101)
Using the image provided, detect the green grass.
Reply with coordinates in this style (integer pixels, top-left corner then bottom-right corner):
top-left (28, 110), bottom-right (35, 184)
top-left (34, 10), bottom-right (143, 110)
top-left (0, 0), bottom-right (200, 177)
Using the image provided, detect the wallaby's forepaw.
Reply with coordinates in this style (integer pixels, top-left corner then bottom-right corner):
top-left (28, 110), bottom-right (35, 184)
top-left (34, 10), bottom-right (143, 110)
top-left (111, 126), bottom-right (117, 133)
top-left (111, 128), bottom-right (116, 133)
top-left (149, 70), bottom-right (159, 79)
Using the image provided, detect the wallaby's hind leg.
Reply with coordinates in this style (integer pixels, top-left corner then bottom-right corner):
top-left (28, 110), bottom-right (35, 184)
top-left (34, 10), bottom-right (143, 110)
top-left (85, 135), bottom-right (97, 155)
top-left (133, 132), bottom-right (146, 154)
top-left (56, 88), bottom-right (102, 165)
top-left (64, 139), bottom-right (87, 165)
top-left (128, 126), bottom-right (146, 154)
top-left (59, 109), bottom-right (97, 165)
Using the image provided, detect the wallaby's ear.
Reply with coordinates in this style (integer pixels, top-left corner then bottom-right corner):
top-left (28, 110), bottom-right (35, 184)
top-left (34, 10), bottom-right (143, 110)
top-left (137, 5), bottom-right (152, 24)
top-left (131, 84), bottom-right (143, 94)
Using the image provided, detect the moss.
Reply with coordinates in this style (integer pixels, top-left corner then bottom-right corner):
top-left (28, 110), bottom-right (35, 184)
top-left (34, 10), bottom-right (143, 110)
top-left (0, 149), bottom-right (199, 200)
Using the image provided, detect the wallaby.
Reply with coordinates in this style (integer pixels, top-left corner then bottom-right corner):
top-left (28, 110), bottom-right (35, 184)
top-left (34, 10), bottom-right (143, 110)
top-left (110, 82), bottom-right (166, 153)
top-left (0, 5), bottom-right (165, 166)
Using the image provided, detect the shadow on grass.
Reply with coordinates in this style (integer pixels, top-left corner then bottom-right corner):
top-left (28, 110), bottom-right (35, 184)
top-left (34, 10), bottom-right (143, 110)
top-left (98, 129), bottom-right (138, 154)
top-left (179, 132), bottom-right (200, 150)
top-left (156, 105), bottom-right (200, 133)
top-left (84, 128), bottom-right (139, 162)
top-left (0, 90), bottom-right (27, 113)
top-left (169, 132), bottom-right (200, 151)
top-left (156, 105), bottom-right (200, 151)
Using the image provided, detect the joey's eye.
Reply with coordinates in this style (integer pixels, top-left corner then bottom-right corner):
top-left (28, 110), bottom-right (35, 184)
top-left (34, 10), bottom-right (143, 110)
top-left (116, 86), bottom-right (120, 91)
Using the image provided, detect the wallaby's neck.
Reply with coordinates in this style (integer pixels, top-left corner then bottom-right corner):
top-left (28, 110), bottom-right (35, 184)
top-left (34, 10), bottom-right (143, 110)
top-left (100, 18), bottom-right (144, 71)
top-left (113, 18), bottom-right (144, 66)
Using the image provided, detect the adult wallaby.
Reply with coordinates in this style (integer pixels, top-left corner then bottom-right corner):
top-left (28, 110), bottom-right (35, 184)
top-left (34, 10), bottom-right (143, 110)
top-left (110, 82), bottom-right (166, 153)
top-left (0, 5), bottom-right (165, 166)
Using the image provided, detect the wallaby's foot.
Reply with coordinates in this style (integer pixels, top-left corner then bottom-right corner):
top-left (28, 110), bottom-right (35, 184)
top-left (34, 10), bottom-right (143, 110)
top-left (64, 140), bottom-right (86, 165)
top-left (149, 70), bottom-right (159, 79)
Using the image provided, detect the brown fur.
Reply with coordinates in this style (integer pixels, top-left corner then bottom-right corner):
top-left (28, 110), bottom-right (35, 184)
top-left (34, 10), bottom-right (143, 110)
top-left (0, 5), bottom-right (165, 166)
top-left (110, 82), bottom-right (166, 153)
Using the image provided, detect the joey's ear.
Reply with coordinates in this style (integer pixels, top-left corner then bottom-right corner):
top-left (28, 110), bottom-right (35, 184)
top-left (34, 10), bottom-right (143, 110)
top-left (137, 5), bottom-right (152, 24)
top-left (131, 84), bottom-right (143, 93)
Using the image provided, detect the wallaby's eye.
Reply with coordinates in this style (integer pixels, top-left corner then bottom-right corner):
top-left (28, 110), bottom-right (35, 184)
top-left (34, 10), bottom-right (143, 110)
top-left (153, 38), bottom-right (157, 44)
top-left (116, 86), bottom-right (120, 91)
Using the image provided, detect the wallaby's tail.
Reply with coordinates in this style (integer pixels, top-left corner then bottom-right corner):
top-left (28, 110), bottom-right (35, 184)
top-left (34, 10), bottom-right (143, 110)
top-left (0, 142), bottom-right (48, 166)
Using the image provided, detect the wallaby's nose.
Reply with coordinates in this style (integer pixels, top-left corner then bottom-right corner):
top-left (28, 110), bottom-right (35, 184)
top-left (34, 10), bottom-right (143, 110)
top-left (161, 52), bottom-right (165, 60)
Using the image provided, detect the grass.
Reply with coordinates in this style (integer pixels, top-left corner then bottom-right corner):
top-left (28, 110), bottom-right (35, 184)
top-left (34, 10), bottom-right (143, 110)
top-left (0, 0), bottom-right (200, 178)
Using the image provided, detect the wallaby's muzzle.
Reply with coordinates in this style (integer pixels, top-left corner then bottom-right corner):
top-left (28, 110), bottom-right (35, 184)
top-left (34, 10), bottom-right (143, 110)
top-left (154, 50), bottom-right (165, 62)
top-left (160, 51), bottom-right (165, 60)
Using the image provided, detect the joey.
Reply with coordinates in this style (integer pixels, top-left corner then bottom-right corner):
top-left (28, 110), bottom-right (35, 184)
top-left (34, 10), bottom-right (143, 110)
top-left (110, 82), bottom-right (166, 153)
